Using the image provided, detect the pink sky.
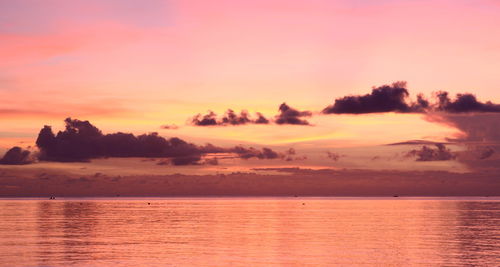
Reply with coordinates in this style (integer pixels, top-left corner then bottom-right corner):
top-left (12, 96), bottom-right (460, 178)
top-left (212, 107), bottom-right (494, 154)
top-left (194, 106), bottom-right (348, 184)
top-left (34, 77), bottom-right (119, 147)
top-left (1, 0), bottom-right (500, 178)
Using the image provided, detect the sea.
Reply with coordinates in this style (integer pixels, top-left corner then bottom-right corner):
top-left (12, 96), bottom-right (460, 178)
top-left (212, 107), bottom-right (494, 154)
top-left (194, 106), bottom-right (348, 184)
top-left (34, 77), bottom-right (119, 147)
top-left (0, 197), bottom-right (499, 266)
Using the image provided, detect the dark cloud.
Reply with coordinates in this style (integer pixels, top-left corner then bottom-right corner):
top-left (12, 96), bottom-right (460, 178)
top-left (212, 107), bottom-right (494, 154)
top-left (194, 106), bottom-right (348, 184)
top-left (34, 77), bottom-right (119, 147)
top-left (190, 110), bottom-right (270, 126)
top-left (323, 81), bottom-right (500, 115)
top-left (275, 103), bottom-right (312, 125)
top-left (322, 81), bottom-right (425, 114)
top-left (190, 104), bottom-right (311, 126)
top-left (250, 167), bottom-right (334, 175)
top-left (282, 148), bottom-right (296, 161)
top-left (254, 112), bottom-right (270, 124)
top-left (36, 119), bottom-right (203, 163)
top-left (280, 148), bottom-right (306, 161)
top-left (435, 91), bottom-right (500, 113)
top-left (36, 118), bottom-right (198, 162)
top-left (170, 155), bottom-right (203, 166)
top-left (229, 146), bottom-right (280, 160)
top-left (414, 93), bottom-right (430, 112)
top-left (33, 118), bottom-right (283, 165)
top-left (387, 140), bottom-right (448, 146)
top-left (404, 144), bottom-right (456, 161)
top-left (191, 111), bottom-right (218, 126)
top-left (160, 124), bottom-right (179, 130)
top-left (198, 143), bottom-right (227, 154)
top-left (0, 146), bottom-right (33, 165)
top-left (224, 147), bottom-right (305, 161)
top-left (326, 151), bottom-right (342, 161)
top-left (221, 109), bottom-right (252, 125)
top-left (203, 157), bottom-right (219, 165)
top-left (479, 147), bottom-right (495, 160)
top-left (286, 148), bottom-right (296, 155)
top-left (457, 147), bottom-right (500, 172)
top-left (188, 82), bottom-right (500, 127)
top-left (166, 155), bottom-right (219, 166)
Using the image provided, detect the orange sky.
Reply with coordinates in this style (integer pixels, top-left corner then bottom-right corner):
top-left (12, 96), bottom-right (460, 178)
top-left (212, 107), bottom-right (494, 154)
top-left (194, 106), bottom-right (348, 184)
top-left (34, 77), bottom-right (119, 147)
top-left (1, 0), bottom-right (500, 173)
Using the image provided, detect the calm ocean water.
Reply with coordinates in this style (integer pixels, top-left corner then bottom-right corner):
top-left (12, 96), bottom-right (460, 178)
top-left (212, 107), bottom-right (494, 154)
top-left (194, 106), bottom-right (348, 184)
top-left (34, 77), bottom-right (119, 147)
top-left (0, 197), bottom-right (498, 266)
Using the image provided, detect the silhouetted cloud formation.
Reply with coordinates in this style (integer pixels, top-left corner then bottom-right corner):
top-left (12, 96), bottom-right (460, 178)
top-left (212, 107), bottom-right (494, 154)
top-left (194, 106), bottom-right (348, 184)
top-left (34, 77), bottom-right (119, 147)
top-left (34, 118), bottom-right (283, 165)
top-left (190, 104), bottom-right (311, 126)
top-left (191, 111), bottom-right (218, 126)
top-left (229, 146), bottom-right (280, 159)
top-left (405, 144), bottom-right (456, 161)
top-left (221, 109), bottom-right (252, 125)
top-left (323, 81), bottom-right (500, 115)
top-left (191, 109), bottom-right (270, 126)
top-left (188, 82), bottom-right (500, 128)
top-left (36, 119), bottom-right (205, 163)
top-left (322, 81), bottom-right (426, 114)
top-left (0, 147), bottom-right (33, 165)
top-left (254, 112), bottom-right (270, 124)
top-left (435, 91), bottom-right (500, 113)
top-left (275, 103), bottom-right (312, 125)
top-left (188, 83), bottom-right (500, 127)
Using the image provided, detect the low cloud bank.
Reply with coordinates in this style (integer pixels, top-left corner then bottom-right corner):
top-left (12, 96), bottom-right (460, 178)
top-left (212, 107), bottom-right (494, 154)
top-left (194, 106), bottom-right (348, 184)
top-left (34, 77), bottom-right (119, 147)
top-left (0, 147), bottom-right (33, 165)
top-left (398, 141), bottom-right (498, 172)
top-left (2, 167), bottom-right (498, 197)
top-left (404, 144), bottom-right (456, 161)
top-left (326, 151), bottom-right (342, 161)
top-left (0, 118), bottom-right (292, 165)
top-left (230, 146), bottom-right (279, 159)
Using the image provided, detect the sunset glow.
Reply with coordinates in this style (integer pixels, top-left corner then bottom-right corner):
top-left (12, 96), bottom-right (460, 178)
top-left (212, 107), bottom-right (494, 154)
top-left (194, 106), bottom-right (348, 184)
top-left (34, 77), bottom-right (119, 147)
top-left (1, 1), bottom-right (500, 266)
top-left (2, 0), bottom-right (500, 185)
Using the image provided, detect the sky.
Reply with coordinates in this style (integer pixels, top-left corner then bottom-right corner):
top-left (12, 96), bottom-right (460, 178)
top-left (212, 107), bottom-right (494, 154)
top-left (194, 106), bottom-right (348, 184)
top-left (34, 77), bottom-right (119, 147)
top-left (1, 0), bottom-right (500, 196)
